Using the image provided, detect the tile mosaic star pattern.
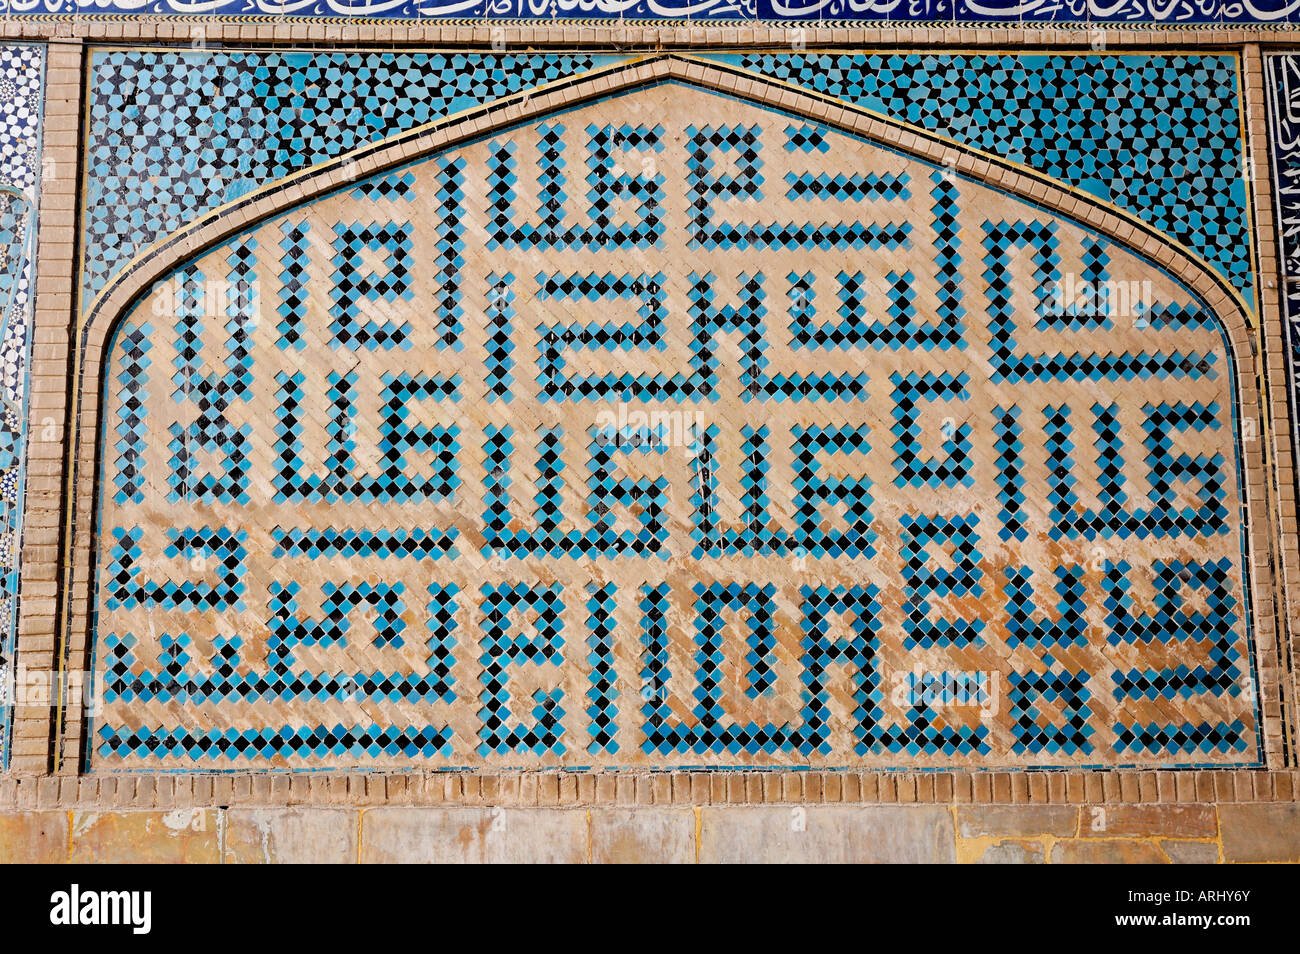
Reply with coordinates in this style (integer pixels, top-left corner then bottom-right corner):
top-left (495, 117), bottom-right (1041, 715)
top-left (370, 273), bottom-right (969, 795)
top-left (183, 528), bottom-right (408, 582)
top-left (83, 50), bottom-right (620, 309)
top-left (0, 44), bottom-right (43, 767)
top-left (84, 51), bottom-right (1255, 328)
top-left (89, 81), bottom-right (1261, 771)
top-left (715, 53), bottom-right (1254, 300)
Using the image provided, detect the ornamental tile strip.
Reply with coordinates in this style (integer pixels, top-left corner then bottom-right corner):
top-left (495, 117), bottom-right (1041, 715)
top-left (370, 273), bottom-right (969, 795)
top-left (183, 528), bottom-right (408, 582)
top-left (85, 77), bottom-right (1264, 771)
top-left (0, 44), bottom-right (43, 770)
top-left (6, 0), bottom-right (1300, 25)
top-left (81, 50), bottom-right (625, 310)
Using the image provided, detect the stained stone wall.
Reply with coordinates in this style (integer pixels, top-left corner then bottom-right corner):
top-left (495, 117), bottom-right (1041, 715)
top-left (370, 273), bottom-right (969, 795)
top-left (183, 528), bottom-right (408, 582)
top-left (0, 11), bottom-right (1299, 861)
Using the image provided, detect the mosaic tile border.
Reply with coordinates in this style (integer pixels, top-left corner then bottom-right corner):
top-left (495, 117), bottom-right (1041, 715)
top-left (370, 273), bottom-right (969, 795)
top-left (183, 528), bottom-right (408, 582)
top-left (1265, 57), bottom-right (1300, 472)
top-left (3, 19), bottom-right (1300, 46)
top-left (1238, 45), bottom-right (1297, 774)
top-left (0, 44), bottom-right (44, 772)
top-left (46, 52), bottom-right (1287, 777)
top-left (12, 38), bottom-right (80, 774)
top-left (1260, 50), bottom-right (1300, 769)
top-left (2, 0), bottom-right (1300, 26)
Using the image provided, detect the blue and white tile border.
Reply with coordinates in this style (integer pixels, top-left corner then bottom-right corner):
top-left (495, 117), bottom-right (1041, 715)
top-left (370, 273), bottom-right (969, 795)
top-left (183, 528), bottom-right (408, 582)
top-left (0, 0), bottom-right (1295, 24)
top-left (0, 43), bottom-right (43, 769)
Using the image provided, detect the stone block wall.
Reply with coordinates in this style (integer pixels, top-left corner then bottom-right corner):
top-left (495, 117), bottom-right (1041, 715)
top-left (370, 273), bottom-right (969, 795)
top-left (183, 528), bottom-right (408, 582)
top-left (2, 773), bottom-right (1299, 862)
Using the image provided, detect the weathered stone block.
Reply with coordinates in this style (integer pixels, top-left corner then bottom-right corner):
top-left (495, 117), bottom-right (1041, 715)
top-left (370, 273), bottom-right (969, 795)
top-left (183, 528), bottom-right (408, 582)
top-left (224, 808), bottom-right (357, 863)
top-left (957, 805), bottom-right (1078, 837)
top-left (1219, 804), bottom-right (1300, 862)
top-left (973, 839), bottom-right (1044, 864)
top-left (1160, 840), bottom-right (1219, 864)
top-left (590, 809), bottom-right (695, 864)
top-left (700, 807), bottom-right (954, 863)
top-left (1089, 804), bottom-right (1216, 838)
top-left (69, 810), bottom-right (220, 863)
top-left (360, 808), bottom-right (587, 863)
top-left (1049, 840), bottom-right (1168, 864)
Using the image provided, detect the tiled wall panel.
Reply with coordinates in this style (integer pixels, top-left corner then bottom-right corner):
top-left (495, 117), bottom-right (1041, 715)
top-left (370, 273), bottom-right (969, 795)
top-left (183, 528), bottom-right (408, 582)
top-left (0, 21), bottom-right (1285, 800)
top-left (71, 53), bottom-right (1270, 773)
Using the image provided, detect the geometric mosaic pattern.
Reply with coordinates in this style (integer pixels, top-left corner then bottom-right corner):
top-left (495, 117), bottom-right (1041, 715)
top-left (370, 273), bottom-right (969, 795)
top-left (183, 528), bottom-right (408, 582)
top-left (716, 53), bottom-right (1254, 298)
top-left (82, 50), bottom-right (620, 309)
top-left (82, 50), bottom-right (1255, 330)
top-left (90, 80), bottom-right (1260, 770)
top-left (0, 44), bottom-right (43, 767)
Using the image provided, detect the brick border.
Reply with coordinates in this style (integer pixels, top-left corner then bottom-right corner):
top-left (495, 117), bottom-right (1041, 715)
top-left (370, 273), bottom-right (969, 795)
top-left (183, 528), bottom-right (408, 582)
top-left (1243, 45), bottom-right (1297, 766)
top-left (1, 769), bottom-right (1297, 809)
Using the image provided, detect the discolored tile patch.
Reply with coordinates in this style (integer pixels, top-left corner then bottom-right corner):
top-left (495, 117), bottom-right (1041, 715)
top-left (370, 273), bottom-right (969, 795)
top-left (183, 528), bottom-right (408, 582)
top-left (0, 812), bottom-right (67, 863)
top-left (1219, 804), bottom-right (1300, 863)
top-left (590, 809), bottom-right (696, 864)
